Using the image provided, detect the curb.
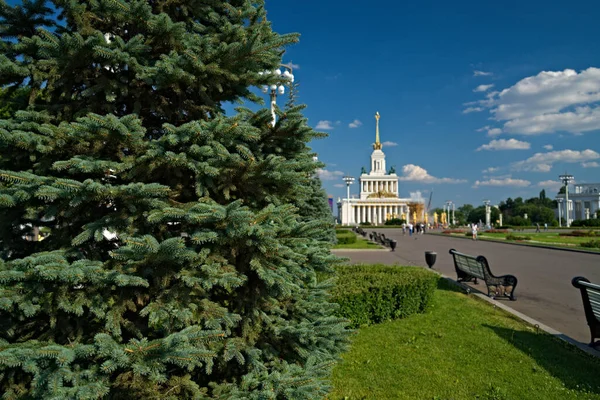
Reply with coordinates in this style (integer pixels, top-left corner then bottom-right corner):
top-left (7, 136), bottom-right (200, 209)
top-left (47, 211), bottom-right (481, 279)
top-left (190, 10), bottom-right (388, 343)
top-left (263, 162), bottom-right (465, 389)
top-left (331, 249), bottom-right (389, 252)
top-left (428, 232), bottom-right (600, 256)
top-left (428, 267), bottom-right (600, 359)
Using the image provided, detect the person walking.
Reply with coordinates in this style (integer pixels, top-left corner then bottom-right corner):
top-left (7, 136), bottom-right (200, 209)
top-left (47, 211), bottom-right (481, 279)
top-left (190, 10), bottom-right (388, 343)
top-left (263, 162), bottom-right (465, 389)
top-left (471, 223), bottom-right (478, 240)
top-left (408, 222), bottom-right (413, 236)
top-left (544, 222), bottom-right (548, 231)
top-left (536, 222), bottom-right (540, 233)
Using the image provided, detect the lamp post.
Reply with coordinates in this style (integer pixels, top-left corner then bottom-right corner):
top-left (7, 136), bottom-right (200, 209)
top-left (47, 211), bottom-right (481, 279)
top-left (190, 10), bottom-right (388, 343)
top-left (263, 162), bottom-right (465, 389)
top-left (343, 176), bottom-right (355, 226)
top-left (445, 201), bottom-right (453, 226)
top-left (557, 198), bottom-right (563, 227)
top-left (559, 174), bottom-right (574, 227)
top-left (260, 64), bottom-right (295, 127)
top-left (483, 200), bottom-right (491, 229)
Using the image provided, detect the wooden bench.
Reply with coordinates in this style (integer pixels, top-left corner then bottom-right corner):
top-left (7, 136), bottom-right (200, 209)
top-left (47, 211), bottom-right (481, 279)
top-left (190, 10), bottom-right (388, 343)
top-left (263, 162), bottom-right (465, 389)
top-left (572, 277), bottom-right (600, 348)
top-left (449, 249), bottom-right (518, 301)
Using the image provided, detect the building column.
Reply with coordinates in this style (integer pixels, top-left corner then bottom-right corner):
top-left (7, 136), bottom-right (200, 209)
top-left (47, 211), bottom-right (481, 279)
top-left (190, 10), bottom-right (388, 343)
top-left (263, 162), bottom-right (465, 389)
top-left (378, 205), bottom-right (383, 224)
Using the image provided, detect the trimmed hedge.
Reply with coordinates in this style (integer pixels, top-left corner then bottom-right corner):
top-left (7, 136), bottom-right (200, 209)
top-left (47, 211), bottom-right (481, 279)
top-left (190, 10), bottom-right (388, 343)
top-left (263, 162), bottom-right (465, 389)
top-left (506, 234), bottom-right (531, 241)
top-left (559, 230), bottom-right (597, 237)
top-left (330, 265), bottom-right (438, 328)
top-left (571, 219), bottom-right (600, 227)
top-left (581, 240), bottom-right (600, 248)
top-left (336, 230), bottom-right (357, 244)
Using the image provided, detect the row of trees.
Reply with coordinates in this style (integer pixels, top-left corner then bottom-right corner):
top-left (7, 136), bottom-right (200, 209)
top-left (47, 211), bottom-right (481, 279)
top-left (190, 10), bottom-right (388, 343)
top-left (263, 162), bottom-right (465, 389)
top-left (0, 0), bottom-right (346, 398)
top-left (432, 190), bottom-right (559, 226)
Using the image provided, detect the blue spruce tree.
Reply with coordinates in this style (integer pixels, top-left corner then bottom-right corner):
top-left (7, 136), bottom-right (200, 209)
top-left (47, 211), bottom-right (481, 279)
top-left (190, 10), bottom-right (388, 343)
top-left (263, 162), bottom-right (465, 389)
top-left (0, 1), bottom-right (348, 398)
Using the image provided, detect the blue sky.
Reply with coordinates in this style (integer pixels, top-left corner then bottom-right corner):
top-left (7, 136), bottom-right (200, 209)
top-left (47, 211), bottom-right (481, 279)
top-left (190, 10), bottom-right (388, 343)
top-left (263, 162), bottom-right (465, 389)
top-left (260, 0), bottom-right (600, 209)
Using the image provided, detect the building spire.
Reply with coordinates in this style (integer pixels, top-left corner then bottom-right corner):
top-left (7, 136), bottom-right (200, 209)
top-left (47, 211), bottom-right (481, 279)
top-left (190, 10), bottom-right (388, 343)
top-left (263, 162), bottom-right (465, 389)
top-left (373, 111), bottom-right (382, 150)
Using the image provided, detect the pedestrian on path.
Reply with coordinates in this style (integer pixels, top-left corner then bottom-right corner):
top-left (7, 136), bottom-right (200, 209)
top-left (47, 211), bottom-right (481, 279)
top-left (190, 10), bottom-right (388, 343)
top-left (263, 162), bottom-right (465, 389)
top-left (544, 223), bottom-right (548, 231)
top-left (536, 222), bottom-right (540, 233)
top-left (471, 223), bottom-right (478, 240)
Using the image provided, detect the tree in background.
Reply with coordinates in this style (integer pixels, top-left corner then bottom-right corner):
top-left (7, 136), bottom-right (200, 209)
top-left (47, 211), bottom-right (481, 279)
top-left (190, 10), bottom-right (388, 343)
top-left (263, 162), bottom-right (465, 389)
top-left (0, 1), bottom-right (347, 398)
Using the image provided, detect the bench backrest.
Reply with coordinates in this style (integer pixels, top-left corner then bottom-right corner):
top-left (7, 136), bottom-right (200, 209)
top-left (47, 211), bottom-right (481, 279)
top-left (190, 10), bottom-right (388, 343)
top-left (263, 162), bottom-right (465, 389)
top-left (572, 277), bottom-right (600, 324)
top-left (450, 249), bottom-right (485, 280)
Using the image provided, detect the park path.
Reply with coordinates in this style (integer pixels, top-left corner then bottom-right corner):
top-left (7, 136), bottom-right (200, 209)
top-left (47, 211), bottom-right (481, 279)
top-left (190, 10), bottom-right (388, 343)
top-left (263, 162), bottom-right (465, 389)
top-left (333, 229), bottom-right (600, 344)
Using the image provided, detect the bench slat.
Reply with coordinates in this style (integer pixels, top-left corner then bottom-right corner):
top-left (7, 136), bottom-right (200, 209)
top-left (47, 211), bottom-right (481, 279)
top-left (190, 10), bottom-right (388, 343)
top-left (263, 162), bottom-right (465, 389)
top-left (588, 289), bottom-right (600, 320)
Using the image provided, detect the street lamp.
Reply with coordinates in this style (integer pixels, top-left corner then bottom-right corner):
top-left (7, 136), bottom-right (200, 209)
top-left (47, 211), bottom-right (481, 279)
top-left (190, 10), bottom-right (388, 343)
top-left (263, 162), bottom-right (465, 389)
top-left (445, 201), bottom-right (453, 226)
top-left (557, 198), bottom-right (563, 227)
top-left (483, 200), bottom-right (491, 228)
top-left (559, 174), bottom-right (574, 227)
top-left (260, 64), bottom-right (295, 127)
top-left (343, 176), bottom-right (355, 226)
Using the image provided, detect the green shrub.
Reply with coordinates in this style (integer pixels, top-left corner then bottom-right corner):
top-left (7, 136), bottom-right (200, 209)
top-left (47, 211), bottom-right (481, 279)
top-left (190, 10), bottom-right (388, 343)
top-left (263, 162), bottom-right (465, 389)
top-left (506, 234), bottom-right (531, 241)
top-left (330, 265), bottom-right (438, 327)
top-left (581, 240), bottom-right (600, 248)
top-left (359, 221), bottom-right (371, 226)
top-left (385, 218), bottom-right (406, 225)
top-left (571, 219), bottom-right (600, 227)
top-left (336, 230), bottom-right (357, 244)
top-left (559, 230), bottom-right (597, 237)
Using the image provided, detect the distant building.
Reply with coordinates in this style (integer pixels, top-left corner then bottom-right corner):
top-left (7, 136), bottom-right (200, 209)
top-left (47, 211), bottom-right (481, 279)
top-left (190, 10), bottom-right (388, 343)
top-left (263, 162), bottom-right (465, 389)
top-left (556, 183), bottom-right (600, 224)
top-left (338, 112), bottom-right (420, 225)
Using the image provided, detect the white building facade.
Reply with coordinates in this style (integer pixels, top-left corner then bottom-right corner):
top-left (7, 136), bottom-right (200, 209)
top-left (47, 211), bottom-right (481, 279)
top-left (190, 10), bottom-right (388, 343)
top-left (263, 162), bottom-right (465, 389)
top-left (556, 183), bottom-right (600, 225)
top-left (339, 112), bottom-right (417, 225)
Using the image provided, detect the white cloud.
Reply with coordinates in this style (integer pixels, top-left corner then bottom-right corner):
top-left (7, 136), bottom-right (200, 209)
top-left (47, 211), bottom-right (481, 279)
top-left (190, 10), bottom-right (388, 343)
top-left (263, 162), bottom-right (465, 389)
top-left (317, 169), bottom-right (344, 180)
top-left (398, 164), bottom-right (467, 184)
top-left (476, 138), bottom-right (531, 151)
top-left (315, 120), bottom-right (334, 130)
top-left (582, 161), bottom-right (600, 168)
top-left (543, 144), bottom-right (553, 150)
top-left (409, 191), bottom-right (424, 201)
top-left (482, 167), bottom-right (500, 173)
top-left (281, 62), bottom-right (300, 70)
top-left (512, 149), bottom-right (600, 172)
top-left (474, 70), bottom-right (493, 77)
top-left (474, 84), bottom-right (495, 92)
top-left (537, 180), bottom-right (563, 190)
top-left (463, 107), bottom-right (484, 114)
top-left (476, 126), bottom-right (503, 136)
top-left (333, 183), bottom-right (345, 188)
top-left (475, 68), bottom-right (600, 135)
top-left (349, 119), bottom-right (362, 128)
top-left (473, 178), bottom-right (531, 188)
top-left (382, 141), bottom-right (398, 147)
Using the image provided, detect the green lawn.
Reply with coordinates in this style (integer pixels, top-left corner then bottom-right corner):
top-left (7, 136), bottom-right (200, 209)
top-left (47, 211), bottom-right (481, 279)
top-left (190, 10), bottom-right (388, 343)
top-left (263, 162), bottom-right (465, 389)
top-left (443, 231), bottom-right (600, 252)
top-left (330, 280), bottom-right (600, 400)
top-left (333, 236), bottom-right (383, 249)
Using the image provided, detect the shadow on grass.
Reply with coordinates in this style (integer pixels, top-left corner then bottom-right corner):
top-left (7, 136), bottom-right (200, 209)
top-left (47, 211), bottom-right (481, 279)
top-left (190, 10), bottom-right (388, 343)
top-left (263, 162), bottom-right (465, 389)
top-left (484, 324), bottom-right (600, 395)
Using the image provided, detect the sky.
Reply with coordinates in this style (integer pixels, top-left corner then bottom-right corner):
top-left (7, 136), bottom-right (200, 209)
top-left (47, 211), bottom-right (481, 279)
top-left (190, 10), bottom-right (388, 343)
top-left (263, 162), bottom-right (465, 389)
top-left (259, 0), bottom-right (600, 209)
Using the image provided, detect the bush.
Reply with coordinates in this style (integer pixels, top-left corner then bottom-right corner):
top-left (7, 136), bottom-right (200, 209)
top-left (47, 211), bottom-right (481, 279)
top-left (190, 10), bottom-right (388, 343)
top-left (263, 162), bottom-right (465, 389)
top-left (487, 229), bottom-right (509, 233)
top-left (571, 219), bottom-right (600, 227)
top-left (330, 265), bottom-right (438, 327)
top-left (581, 240), bottom-right (600, 248)
top-left (385, 218), bottom-right (406, 225)
top-left (359, 221), bottom-right (371, 226)
top-left (443, 229), bottom-right (466, 234)
top-left (506, 234), bottom-right (531, 241)
top-left (336, 230), bottom-right (357, 244)
top-left (559, 230), bottom-right (597, 237)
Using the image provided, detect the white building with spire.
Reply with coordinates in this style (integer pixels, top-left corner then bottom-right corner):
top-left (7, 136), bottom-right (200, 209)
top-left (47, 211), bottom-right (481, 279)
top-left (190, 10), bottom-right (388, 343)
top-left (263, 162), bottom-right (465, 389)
top-left (338, 112), bottom-right (418, 225)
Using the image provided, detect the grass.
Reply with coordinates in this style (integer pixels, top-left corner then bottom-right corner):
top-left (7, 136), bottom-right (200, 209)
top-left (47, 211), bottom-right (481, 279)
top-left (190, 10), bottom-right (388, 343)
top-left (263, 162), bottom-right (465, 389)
top-left (441, 231), bottom-right (600, 252)
top-left (333, 236), bottom-right (383, 249)
top-left (330, 280), bottom-right (600, 400)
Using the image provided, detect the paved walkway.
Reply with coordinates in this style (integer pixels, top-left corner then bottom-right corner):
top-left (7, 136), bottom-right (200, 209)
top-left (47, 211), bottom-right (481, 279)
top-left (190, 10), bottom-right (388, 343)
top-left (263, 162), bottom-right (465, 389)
top-left (333, 229), bottom-right (600, 344)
